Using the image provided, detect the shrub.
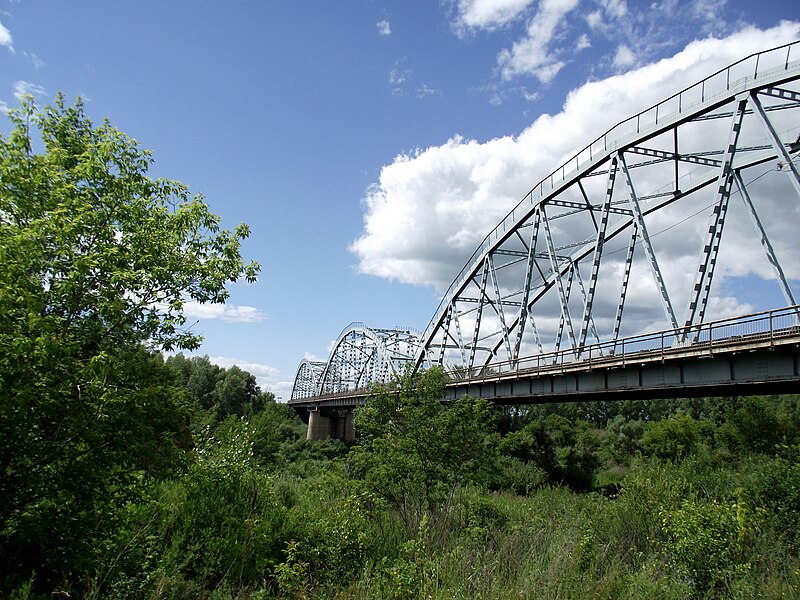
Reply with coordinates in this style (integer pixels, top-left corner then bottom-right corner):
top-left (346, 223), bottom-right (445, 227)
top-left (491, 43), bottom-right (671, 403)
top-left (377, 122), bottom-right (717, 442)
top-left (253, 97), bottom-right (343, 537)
top-left (642, 412), bottom-right (704, 460)
top-left (657, 498), bottom-right (748, 596)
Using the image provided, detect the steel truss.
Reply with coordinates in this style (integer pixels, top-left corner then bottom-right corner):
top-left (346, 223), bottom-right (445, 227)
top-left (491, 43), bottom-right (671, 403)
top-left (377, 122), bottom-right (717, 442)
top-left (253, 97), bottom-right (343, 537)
top-left (416, 41), bottom-right (800, 375)
top-left (290, 359), bottom-right (327, 401)
top-left (291, 324), bottom-right (422, 398)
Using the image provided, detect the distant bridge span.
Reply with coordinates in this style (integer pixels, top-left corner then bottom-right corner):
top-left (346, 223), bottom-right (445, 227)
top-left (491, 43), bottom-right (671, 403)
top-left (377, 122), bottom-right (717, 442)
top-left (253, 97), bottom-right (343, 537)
top-left (290, 41), bottom-right (800, 435)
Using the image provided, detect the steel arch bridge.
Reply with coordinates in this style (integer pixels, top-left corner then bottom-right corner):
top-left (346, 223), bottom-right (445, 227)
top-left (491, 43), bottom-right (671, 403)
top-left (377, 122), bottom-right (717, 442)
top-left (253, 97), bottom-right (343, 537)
top-left (290, 324), bottom-right (422, 401)
top-left (291, 41), bottom-right (800, 403)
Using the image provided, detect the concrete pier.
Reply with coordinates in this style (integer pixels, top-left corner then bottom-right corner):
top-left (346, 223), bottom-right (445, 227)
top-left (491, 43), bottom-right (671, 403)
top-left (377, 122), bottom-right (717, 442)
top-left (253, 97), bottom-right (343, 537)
top-left (306, 408), bottom-right (354, 442)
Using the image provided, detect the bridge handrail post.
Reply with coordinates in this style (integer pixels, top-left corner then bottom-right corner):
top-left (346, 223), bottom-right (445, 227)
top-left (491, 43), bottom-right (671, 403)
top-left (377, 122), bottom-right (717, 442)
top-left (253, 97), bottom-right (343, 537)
top-left (708, 321), bottom-right (713, 356)
top-left (770, 308), bottom-right (774, 346)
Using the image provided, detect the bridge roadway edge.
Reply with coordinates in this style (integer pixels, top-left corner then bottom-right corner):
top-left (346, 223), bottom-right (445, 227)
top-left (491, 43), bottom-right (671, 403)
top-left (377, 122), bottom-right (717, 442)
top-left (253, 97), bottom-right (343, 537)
top-left (289, 333), bottom-right (800, 414)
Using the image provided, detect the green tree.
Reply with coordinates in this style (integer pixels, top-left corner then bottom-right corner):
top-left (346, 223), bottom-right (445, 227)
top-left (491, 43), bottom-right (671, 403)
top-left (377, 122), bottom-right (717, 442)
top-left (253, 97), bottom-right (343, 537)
top-left (642, 412), bottom-right (705, 461)
top-left (0, 96), bottom-right (259, 593)
top-left (212, 364), bottom-right (260, 417)
top-left (349, 368), bottom-right (497, 530)
top-left (718, 396), bottom-right (794, 455)
top-left (167, 353), bottom-right (224, 410)
top-left (166, 355), bottom-right (269, 419)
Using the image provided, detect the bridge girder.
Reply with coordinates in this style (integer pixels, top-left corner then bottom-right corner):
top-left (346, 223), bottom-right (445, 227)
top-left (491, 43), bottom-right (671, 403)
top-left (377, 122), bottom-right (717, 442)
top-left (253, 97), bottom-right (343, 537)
top-left (290, 359), bottom-right (327, 402)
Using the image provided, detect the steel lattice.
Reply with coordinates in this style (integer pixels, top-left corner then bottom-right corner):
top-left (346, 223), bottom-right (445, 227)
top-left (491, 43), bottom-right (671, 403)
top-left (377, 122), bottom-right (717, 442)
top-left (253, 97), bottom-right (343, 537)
top-left (291, 324), bottom-right (422, 399)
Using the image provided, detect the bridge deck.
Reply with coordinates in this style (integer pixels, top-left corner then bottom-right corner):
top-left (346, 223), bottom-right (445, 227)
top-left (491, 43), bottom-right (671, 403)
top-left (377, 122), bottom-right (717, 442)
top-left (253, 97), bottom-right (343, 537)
top-left (289, 307), bottom-right (800, 409)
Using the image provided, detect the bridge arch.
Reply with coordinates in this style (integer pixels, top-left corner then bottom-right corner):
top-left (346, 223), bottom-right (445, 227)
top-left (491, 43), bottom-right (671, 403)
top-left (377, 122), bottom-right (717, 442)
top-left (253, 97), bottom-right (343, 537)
top-left (415, 41), bottom-right (800, 374)
top-left (291, 324), bottom-right (422, 399)
top-left (290, 359), bottom-right (327, 401)
top-left (290, 41), bottom-right (800, 403)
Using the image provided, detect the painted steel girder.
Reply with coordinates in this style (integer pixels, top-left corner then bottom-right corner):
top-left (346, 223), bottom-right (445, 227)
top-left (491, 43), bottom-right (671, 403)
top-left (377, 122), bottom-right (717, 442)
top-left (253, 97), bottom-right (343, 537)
top-left (290, 359), bottom-right (327, 401)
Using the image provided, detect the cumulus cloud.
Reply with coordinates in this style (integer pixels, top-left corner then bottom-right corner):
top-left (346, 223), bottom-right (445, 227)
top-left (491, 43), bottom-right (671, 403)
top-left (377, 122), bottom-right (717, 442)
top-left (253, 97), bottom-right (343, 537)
top-left (0, 20), bottom-right (12, 51)
top-left (183, 301), bottom-right (267, 323)
top-left (377, 20), bottom-right (391, 36)
top-left (350, 21), bottom-right (800, 328)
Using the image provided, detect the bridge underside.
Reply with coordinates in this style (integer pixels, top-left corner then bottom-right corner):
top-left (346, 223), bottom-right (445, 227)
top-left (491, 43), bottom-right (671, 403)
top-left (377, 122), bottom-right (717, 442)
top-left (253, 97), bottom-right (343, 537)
top-left (445, 338), bottom-right (800, 405)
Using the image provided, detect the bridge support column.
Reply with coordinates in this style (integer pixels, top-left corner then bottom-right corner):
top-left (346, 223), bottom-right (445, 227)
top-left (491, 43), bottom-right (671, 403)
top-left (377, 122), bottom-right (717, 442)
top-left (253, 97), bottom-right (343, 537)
top-left (340, 410), bottom-right (355, 442)
top-left (306, 409), bottom-right (330, 441)
top-left (306, 408), bottom-right (355, 442)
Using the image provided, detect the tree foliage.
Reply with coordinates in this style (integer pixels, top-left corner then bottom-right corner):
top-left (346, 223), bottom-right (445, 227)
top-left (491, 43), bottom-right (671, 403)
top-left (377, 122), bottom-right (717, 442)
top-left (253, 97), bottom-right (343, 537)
top-left (165, 354), bottom-right (271, 419)
top-left (0, 96), bottom-right (259, 591)
top-left (349, 368), bottom-right (497, 529)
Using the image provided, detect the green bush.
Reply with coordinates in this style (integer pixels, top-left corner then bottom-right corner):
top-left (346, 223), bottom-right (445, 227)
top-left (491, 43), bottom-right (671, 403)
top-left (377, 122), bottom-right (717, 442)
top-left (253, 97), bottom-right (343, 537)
top-left (718, 396), bottom-right (794, 455)
top-left (657, 498), bottom-right (748, 596)
top-left (744, 446), bottom-right (800, 551)
top-left (102, 423), bottom-right (289, 597)
top-left (494, 456), bottom-right (548, 495)
top-left (642, 412), bottom-right (706, 460)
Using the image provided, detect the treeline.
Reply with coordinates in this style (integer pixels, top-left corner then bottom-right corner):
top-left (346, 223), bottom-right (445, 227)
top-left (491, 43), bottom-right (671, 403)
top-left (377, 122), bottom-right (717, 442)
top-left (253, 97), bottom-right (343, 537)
top-left (3, 359), bottom-right (799, 598)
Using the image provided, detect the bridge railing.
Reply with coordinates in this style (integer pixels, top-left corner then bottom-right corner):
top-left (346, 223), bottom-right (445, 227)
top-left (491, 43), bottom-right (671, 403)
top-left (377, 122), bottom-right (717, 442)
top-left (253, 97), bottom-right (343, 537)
top-left (292, 306), bottom-right (800, 404)
top-left (421, 40), bottom-right (800, 351)
top-left (449, 305), bottom-right (800, 381)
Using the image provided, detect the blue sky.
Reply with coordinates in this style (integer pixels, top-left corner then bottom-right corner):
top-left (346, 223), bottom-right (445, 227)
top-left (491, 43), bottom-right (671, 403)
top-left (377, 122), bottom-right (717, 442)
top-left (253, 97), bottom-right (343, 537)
top-left (1, 1), bottom-right (798, 399)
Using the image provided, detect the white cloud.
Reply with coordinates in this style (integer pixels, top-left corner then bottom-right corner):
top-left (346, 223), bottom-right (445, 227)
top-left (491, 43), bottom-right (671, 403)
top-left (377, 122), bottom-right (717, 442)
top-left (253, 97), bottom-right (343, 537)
top-left (612, 43), bottom-right (636, 68)
top-left (493, 0), bottom-right (735, 87)
top-left (690, 0), bottom-right (728, 26)
top-left (454, 0), bottom-right (536, 31)
top-left (377, 20), bottom-right (391, 36)
top-left (389, 58), bottom-right (411, 88)
top-left (351, 22), bottom-right (800, 318)
top-left (0, 20), bottom-right (13, 51)
top-left (389, 68), bottom-right (408, 85)
top-left (601, 0), bottom-right (628, 19)
top-left (522, 89), bottom-right (541, 102)
top-left (416, 84), bottom-right (440, 98)
top-left (575, 33), bottom-right (591, 51)
top-left (13, 80), bottom-right (46, 101)
top-left (303, 351), bottom-right (327, 363)
top-left (204, 355), bottom-right (292, 398)
top-left (586, 10), bottom-right (603, 29)
top-left (23, 51), bottom-right (45, 69)
top-left (183, 301), bottom-right (267, 323)
top-left (497, 0), bottom-right (581, 82)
